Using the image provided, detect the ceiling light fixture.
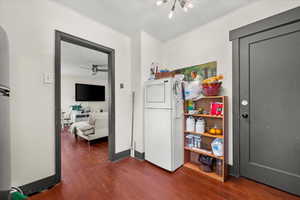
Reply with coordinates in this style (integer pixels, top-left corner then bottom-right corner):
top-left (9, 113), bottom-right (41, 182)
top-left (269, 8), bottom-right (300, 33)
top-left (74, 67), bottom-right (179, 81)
top-left (168, 1), bottom-right (176, 19)
top-left (186, 2), bottom-right (194, 8)
top-left (156, 0), bottom-right (194, 19)
top-left (156, 0), bottom-right (167, 6)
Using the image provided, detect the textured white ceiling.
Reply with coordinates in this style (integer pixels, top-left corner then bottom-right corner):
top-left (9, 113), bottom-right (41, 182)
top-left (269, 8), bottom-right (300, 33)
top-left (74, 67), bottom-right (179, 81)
top-left (61, 41), bottom-right (108, 79)
top-left (51, 0), bottom-right (258, 41)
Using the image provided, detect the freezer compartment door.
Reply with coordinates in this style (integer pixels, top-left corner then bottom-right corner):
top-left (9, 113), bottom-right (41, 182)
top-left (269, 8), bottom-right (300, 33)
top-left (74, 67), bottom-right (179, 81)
top-left (0, 95), bottom-right (10, 198)
top-left (144, 79), bottom-right (172, 109)
top-left (145, 108), bottom-right (172, 171)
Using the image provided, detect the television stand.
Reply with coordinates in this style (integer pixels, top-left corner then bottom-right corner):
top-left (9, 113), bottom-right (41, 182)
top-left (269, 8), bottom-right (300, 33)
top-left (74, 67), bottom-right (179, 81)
top-left (71, 112), bottom-right (90, 123)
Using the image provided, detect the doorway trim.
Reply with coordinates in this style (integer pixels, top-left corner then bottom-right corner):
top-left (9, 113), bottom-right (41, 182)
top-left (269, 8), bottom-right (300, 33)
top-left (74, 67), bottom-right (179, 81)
top-left (229, 6), bottom-right (300, 177)
top-left (54, 30), bottom-right (116, 182)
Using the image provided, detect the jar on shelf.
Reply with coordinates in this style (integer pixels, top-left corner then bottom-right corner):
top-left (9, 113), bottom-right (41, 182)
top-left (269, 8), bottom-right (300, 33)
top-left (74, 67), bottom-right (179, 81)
top-left (186, 116), bottom-right (195, 132)
top-left (195, 118), bottom-right (205, 133)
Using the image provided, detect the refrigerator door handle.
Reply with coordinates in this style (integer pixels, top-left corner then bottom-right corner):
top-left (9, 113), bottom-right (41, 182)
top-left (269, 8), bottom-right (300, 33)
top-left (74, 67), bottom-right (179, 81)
top-left (0, 86), bottom-right (10, 97)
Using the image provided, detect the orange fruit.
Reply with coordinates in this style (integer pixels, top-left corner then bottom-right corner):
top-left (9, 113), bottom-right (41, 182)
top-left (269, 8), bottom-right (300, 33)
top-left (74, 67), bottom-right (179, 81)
top-left (209, 128), bottom-right (216, 135)
top-left (215, 129), bottom-right (222, 135)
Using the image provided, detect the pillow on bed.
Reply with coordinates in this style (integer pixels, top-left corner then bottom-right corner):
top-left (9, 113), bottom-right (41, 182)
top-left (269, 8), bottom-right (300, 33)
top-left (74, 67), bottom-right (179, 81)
top-left (74, 121), bottom-right (93, 131)
top-left (80, 124), bottom-right (94, 131)
top-left (88, 113), bottom-right (96, 126)
top-left (82, 128), bottom-right (94, 136)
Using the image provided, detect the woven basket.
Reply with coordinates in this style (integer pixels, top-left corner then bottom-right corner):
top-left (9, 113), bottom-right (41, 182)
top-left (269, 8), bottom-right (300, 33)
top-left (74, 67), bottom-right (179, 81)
top-left (202, 82), bottom-right (222, 96)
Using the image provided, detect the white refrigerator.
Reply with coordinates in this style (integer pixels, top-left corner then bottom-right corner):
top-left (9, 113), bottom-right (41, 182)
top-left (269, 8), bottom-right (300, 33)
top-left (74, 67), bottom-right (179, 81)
top-left (144, 78), bottom-right (184, 172)
top-left (0, 26), bottom-right (10, 199)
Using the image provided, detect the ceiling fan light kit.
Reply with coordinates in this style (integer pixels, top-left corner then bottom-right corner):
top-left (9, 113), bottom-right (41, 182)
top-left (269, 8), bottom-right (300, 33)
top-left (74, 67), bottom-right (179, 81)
top-left (156, 0), bottom-right (194, 19)
top-left (80, 64), bottom-right (108, 76)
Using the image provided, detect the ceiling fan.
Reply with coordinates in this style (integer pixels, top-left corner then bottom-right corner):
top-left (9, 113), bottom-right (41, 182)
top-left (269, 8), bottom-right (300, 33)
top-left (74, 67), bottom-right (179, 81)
top-left (80, 64), bottom-right (108, 76)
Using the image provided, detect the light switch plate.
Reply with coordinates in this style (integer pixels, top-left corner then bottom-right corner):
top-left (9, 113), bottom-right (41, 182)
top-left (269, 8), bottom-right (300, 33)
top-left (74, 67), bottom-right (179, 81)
top-left (43, 73), bottom-right (53, 84)
top-left (120, 83), bottom-right (124, 89)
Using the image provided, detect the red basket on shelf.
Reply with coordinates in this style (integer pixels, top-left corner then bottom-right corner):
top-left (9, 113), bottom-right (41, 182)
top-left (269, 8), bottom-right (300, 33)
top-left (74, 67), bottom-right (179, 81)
top-left (202, 82), bottom-right (222, 96)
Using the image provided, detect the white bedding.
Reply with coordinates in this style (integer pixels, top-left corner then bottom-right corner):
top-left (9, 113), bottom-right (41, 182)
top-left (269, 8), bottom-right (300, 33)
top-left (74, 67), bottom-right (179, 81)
top-left (70, 121), bottom-right (94, 136)
top-left (69, 112), bottom-right (108, 141)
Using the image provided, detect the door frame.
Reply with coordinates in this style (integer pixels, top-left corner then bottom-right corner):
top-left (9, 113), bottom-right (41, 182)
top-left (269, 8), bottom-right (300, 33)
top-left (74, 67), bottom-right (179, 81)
top-left (54, 30), bottom-right (116, 182)
top-left (229, 6), bottom-right (300, 177)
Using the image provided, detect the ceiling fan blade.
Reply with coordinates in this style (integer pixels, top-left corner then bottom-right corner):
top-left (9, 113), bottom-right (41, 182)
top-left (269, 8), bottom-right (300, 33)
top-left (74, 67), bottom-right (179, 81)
top-left (93, 64), bottom-right (108, 68)
top-left (96, 69), bottom-right (108, 72)
top-left (79, 66), bottom-right (90, 70)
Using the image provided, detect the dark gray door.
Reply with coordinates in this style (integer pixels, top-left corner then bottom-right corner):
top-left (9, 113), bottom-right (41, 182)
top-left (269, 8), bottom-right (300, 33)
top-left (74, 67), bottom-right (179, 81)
top-left (240, 20), bottom-right (300, 195)
top-left (0, 26), bottom-right (10, 200)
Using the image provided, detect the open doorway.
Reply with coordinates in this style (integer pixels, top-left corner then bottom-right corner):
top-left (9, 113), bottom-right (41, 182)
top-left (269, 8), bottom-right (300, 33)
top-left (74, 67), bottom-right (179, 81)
top-left (54, 31), bottom-right (116, 182)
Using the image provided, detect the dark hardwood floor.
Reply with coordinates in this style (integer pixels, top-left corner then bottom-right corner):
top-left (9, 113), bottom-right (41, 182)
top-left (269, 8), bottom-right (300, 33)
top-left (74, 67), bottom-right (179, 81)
top-left (29, 129), bottom-right (300, 200)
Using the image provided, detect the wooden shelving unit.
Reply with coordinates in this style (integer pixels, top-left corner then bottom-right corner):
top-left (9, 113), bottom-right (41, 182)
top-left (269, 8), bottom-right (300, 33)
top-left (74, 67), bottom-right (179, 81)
top-left (184, 162), bottom-right (224, 182)
top-left (193, 96), bottom-right (224, 99)
top-left (183, 96), bottom-right (227, 182)
top-left (184, 131), bottom-right (224, 139)
top-left (184, 147), bottom-right (224, 160)
top-left (184, 113), bottom-right (223, 119)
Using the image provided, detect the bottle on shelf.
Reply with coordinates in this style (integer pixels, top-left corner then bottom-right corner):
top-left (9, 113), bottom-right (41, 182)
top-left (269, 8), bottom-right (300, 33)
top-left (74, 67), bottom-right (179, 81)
top-left (216, 159), bottom-right (223, 176)
top-left (185, 134), bottom-right (194, 148)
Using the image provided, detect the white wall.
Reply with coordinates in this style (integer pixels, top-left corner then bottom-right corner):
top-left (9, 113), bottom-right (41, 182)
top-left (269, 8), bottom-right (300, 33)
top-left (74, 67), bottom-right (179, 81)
top-left (140, 31), bottom-right (163, 83)
top-left (131, 32), bottom-right (142, 154)
top-left (162, 0), bottom-right (300, 165)
top-left (131, 31), bottom-right (163, 153)
top-left (0, 0), bottom-right (132, 186)
top-left (61, 75), bottom-right (108, 113)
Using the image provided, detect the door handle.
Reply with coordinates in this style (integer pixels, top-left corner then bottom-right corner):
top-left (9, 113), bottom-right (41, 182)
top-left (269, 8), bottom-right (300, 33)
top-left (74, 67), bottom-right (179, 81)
top-left (241, 113), bottom-right (249, 119)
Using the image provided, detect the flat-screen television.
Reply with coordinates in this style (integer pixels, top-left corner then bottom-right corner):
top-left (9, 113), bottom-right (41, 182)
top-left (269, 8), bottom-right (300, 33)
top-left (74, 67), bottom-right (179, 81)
top-left (75, 83), bottom-right (105, 101)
